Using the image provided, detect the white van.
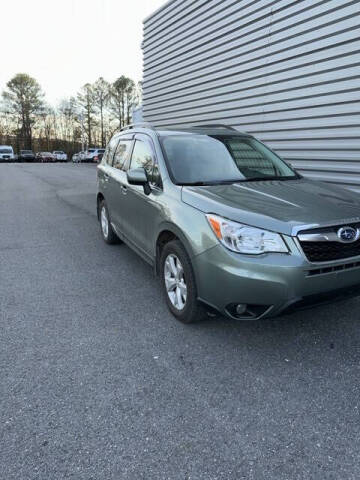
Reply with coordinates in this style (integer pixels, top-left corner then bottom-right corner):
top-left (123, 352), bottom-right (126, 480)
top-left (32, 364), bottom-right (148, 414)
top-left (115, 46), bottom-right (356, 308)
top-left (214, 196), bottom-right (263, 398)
top-left (0, 145), bottom-right (14, 161)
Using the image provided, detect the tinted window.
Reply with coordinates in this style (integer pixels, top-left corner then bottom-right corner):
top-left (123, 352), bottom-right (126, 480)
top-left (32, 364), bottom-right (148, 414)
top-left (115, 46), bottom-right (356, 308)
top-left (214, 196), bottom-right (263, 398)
top-left (0, 148), bottom-right (12, 153)
top-left (103, 137), bottom-right (119, 165)
top-left (160, 135), bottom-right (297, 185)
top-left (130, 140), bottom-right (154, 178)
top-left (98, 149), bottom-right (105, 154)
top-left (113, 140), bottom-right (132, 170)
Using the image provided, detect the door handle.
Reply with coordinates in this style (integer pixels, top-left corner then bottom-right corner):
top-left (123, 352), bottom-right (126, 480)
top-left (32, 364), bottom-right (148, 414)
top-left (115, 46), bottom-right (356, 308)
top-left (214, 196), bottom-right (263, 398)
top-left (103, 173), bottom-right (110, 182)
top-left (121, 185), bottom-right (128, 195)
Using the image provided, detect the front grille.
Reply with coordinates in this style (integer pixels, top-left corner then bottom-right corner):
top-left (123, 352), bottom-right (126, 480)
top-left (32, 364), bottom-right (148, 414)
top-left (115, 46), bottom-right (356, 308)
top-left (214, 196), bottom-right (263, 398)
top-left (300, 239), bottom-right (360, 262)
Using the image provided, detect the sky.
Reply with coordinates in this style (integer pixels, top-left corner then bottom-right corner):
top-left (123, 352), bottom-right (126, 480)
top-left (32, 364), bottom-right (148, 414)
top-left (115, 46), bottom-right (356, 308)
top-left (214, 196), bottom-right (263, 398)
top-left (1, 0), bottom-right (167, 106)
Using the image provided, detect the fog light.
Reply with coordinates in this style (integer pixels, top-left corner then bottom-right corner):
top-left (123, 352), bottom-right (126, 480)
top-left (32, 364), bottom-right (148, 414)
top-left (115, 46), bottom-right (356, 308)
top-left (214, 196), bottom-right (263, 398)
top-left (236, 304), bottom-right (247, 315)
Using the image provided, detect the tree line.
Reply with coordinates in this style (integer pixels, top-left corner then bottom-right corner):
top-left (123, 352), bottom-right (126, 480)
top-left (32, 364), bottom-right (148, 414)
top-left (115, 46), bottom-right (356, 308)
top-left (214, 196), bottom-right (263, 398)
top-left (0, 73), bottom-right (141, 155)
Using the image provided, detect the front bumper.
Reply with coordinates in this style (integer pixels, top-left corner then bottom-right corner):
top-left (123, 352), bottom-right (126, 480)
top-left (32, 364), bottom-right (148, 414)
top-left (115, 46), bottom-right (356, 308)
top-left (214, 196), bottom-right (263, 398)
top-left (193, 242), bottom-right (360, 319)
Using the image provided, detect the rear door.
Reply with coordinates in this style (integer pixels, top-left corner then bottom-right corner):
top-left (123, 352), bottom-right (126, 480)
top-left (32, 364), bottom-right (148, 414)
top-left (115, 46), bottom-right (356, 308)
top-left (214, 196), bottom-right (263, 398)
top-left (120, 134), bottom-right (163, 259)
top-left (98, 135), bottom-right (119, 221)
top-left (106, 136), bottom-right (134, 231)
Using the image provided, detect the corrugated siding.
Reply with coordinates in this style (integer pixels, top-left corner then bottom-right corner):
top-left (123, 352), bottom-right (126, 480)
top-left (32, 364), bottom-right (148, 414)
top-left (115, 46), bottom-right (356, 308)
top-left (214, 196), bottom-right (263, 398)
top-left (142, 0), bottom-right (360, 191)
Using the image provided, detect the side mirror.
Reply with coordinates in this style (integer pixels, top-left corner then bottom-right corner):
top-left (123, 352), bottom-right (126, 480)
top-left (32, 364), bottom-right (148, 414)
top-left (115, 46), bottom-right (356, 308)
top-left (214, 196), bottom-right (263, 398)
top-left (127, 167), bottom-right (151, 195)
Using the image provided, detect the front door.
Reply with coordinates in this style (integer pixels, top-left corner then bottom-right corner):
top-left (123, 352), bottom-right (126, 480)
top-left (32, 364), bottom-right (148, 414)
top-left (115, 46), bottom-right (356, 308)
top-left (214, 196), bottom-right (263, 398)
top-left (120, 134), bottom-right (163, 259)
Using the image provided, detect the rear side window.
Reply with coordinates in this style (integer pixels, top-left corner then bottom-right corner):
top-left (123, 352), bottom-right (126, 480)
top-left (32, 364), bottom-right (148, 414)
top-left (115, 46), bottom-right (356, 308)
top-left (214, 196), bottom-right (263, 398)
top-left (113, 140), bottom-right (132, 170)
top-left (103, 137), bottom-right (119, 165)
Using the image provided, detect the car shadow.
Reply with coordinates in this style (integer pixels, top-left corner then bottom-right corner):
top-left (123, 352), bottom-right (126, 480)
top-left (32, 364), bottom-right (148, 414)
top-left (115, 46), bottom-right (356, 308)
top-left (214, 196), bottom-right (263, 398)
top-left (109, 240), bottom-right (360, 369)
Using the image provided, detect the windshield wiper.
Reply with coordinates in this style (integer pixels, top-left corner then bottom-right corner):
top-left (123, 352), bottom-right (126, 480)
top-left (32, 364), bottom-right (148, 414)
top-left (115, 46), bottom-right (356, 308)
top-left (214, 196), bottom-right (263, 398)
top-left (242, 175), bottom-right (298, 182)
top-left (180, 179), bottom-right (244, 186)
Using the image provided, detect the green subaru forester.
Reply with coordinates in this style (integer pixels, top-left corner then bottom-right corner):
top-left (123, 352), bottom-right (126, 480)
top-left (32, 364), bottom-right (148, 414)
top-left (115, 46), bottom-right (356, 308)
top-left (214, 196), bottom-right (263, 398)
top-left (97, 124), bottom-right (360, 323)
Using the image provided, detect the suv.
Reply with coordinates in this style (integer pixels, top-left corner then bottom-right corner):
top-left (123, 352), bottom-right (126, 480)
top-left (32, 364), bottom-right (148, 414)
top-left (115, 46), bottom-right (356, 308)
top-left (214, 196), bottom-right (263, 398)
top-left (86, 148), bottom-right (105, 162)
top-left (0, 145), bottom-right (14, 161)
top-left (19, 150), bottom-right (36, 162)
top-left (97, 124), bottom-right (360, 323)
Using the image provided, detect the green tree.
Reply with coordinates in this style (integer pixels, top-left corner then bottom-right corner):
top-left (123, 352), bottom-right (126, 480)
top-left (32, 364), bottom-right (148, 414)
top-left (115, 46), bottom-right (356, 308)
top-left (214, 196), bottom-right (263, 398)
top-left (1, 73), bottom-right (44, 149)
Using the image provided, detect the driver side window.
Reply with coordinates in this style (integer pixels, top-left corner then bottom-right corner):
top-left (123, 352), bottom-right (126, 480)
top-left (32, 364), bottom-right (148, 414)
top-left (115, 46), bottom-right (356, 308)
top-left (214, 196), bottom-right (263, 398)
top-left (130, 140), bottom-right (161, 188)
top-left (130, 140), bottom-right (154, 175)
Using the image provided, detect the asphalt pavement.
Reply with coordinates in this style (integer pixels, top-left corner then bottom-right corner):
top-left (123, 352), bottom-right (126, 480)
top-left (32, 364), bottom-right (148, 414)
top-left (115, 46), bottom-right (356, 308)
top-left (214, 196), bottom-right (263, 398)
top-left (1, 163), bottom-right (360, 479)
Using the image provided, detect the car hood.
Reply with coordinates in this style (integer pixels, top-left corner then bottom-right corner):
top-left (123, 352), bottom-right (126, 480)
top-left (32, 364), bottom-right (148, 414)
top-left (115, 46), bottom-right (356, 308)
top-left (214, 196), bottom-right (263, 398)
top-left (181, 178), bottom-right (360, 235)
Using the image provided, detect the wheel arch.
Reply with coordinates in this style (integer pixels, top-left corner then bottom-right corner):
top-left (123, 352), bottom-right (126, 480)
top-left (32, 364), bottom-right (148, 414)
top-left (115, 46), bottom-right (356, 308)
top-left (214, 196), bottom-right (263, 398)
top-left (155, 223), bottom-right (195, 276)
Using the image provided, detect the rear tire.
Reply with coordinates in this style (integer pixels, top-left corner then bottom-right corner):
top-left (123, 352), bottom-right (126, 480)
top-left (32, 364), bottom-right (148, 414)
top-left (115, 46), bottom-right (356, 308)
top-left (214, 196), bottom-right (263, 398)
top-left (160, 240), bottom-right (206, 324)
top-left (99, 199), bottom-right (120, 245)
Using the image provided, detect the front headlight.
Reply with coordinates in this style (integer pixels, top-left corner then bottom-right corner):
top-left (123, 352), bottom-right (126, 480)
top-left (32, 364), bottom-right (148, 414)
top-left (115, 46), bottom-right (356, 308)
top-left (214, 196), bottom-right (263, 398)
top-left (206, 214), bottom-right (288, 254)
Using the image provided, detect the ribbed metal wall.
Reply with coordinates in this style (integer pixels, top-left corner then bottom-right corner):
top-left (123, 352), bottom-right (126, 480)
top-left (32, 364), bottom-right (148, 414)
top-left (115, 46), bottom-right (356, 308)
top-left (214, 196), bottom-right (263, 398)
top-left (142, 0), bottom-right (360, 191)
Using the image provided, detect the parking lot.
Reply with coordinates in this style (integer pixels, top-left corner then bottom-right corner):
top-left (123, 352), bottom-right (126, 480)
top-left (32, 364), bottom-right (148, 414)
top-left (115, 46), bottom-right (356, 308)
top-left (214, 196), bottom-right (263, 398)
top-left (1, 163), bottom-right (360, 479)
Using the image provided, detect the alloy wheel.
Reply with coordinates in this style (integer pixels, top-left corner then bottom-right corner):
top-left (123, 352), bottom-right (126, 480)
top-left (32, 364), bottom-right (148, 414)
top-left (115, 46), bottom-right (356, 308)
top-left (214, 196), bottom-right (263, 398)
top-left (101, 206), bottom-right (109, 238)
top-left (164, 254), bottom-right (187, 310)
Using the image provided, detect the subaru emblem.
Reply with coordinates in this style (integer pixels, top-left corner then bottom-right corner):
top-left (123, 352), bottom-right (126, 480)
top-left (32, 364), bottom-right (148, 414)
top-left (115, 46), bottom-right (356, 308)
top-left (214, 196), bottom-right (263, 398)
top-left (337, 226), bottom-right (359, 243)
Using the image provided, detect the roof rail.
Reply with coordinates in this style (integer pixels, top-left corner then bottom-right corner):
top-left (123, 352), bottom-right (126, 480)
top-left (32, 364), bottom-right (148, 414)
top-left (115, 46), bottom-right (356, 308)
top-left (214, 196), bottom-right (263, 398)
top-left (191, 124), bottom-right (237, 131)
top-left (120, 123), bottom-right (155, 132)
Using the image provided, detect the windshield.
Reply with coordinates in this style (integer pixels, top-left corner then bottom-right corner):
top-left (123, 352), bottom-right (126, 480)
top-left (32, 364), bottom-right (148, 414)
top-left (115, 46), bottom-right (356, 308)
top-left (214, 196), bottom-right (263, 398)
top-left (0, 148), bottom-right (12, 154)
top-left (21, 150), bottom-right (33, 154)
top-left (160, 135), bottom-right (298, 185)
top-left (98, 149), bottom-right (105, 153)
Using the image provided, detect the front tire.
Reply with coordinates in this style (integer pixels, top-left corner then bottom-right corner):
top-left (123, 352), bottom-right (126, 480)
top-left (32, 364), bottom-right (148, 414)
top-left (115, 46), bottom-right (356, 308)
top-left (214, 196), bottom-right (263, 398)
top-left (99, 200), bottom-right (120, 245)
top-left (160, 240), bottom-right (206, 324)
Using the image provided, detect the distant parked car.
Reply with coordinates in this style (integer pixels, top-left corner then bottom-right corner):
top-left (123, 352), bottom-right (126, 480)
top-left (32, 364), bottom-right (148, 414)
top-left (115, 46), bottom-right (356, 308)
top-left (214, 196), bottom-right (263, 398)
top-left (95, 152), bottom-right (104, 163)
top-left (85, 148), bottom-right (105, 162)
top-left (36, 152), bottom-right (55, 163)
top-left (19, 150), bottom-right (36, 162)
top-left (52, 151), bottom-right (67, 162)
top-left (72, 151), bottom-right (86, 163)
top-left (0, 145), bottom-right (14, 161)
top-left (72, 152), bottom-right (86, 163)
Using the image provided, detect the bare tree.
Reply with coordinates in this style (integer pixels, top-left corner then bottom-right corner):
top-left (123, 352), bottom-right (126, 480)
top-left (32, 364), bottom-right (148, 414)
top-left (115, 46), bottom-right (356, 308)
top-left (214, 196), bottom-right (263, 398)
top-left (38, 106), bottom-right (56, 152)
top-left (0, 111), bottom-right (14, 145)
top-left (93, 77), bottom-right (110, 147)
top-left (77, 83), bottom-right (96, 147)
top-left (58, 97), bottom-right (77, 145)
top-left (1, 73), bottom-right (44, 149)
top-left (109, 76), bottom-right (135, 129)
top-left (125, 79), bottom-right (136, 125)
